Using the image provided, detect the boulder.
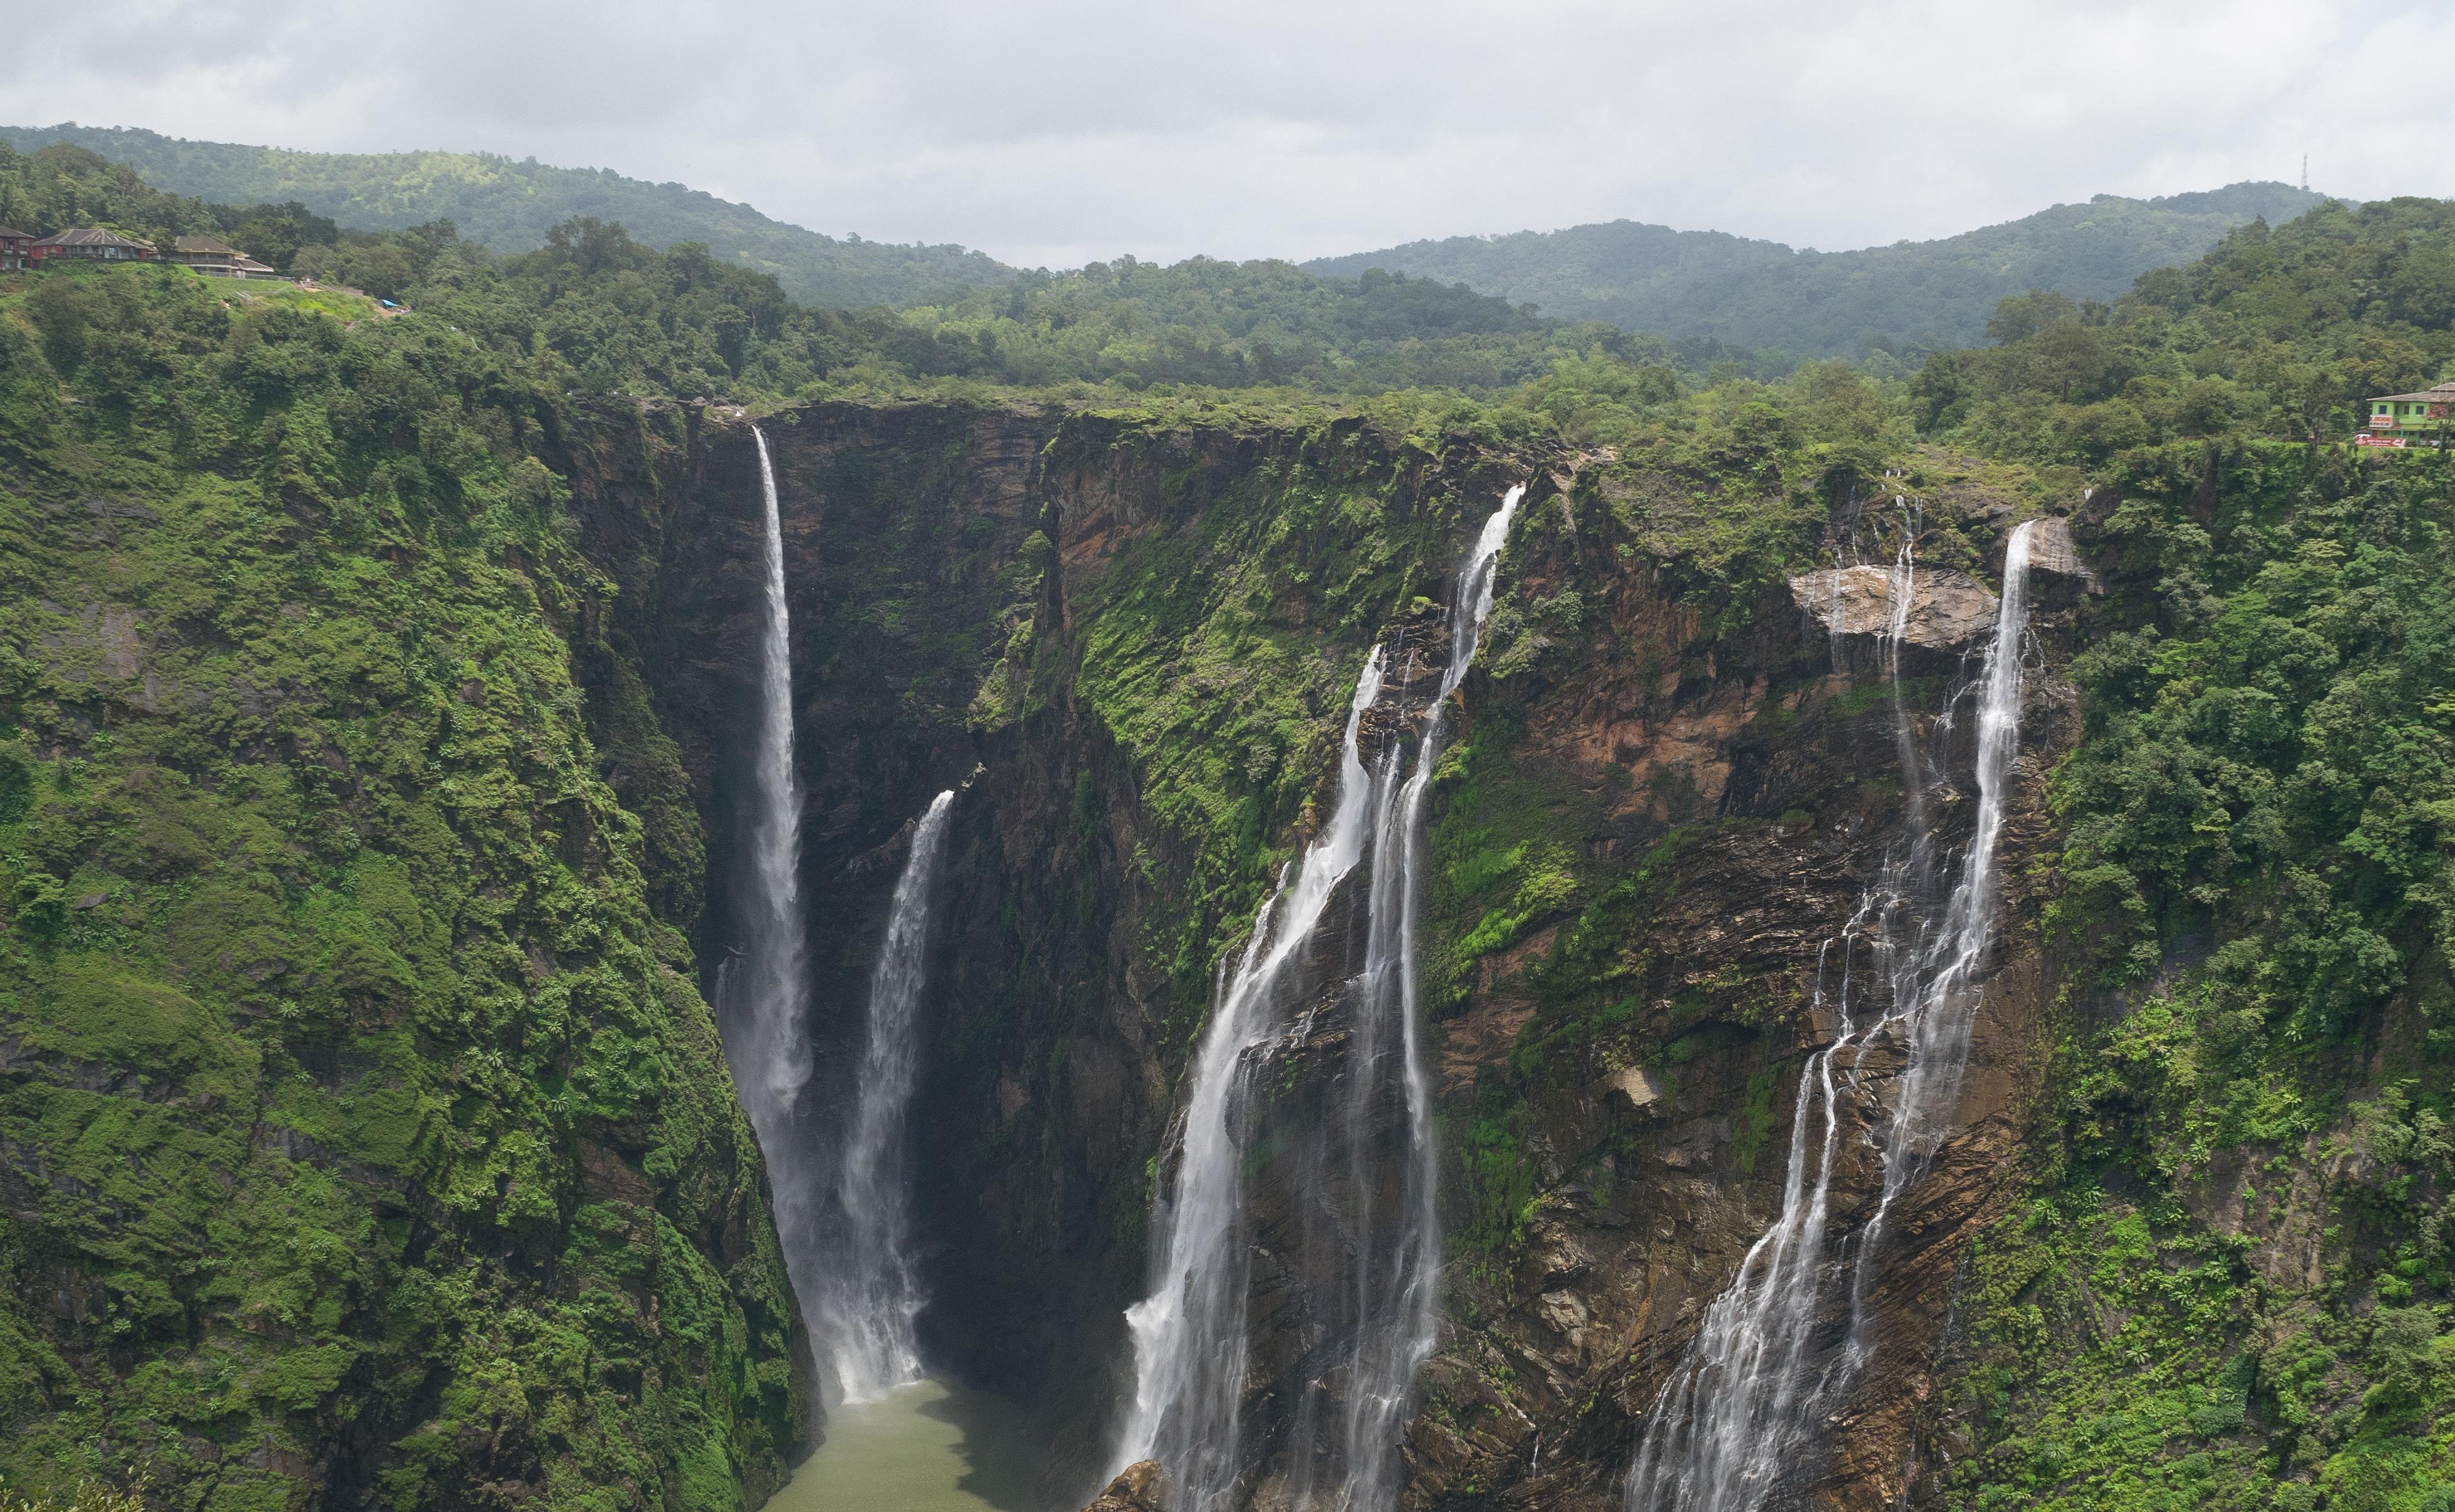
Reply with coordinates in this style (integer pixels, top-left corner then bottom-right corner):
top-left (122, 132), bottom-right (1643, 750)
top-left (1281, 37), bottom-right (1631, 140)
top-left (2022, 516), bottom-right (2097, 590)
top-left (1080, 1460), bottom-right (1167, 1511)
top-left (1609, 1064), bottom-right (1665, 1114)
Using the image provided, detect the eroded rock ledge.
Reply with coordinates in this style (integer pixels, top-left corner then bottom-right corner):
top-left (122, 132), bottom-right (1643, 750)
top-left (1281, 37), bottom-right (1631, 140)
top-left (1786, 564), bottom-right (1999, 648)
top-left (1788, 517), bottom-right (2093, 651)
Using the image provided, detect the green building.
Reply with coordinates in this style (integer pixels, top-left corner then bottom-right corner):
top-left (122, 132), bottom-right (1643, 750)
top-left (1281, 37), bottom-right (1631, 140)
top-left (2364, 381), bottom-right (2455, 446)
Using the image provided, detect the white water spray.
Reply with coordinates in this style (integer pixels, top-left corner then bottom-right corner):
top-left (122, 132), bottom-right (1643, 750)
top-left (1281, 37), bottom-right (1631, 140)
top-left (1114, 485), bottom-right (1527, 1511)
top-left (823, 789), bottom-right (958, 1401)
top-left (1624, 519), bottom-right (2038, 1512)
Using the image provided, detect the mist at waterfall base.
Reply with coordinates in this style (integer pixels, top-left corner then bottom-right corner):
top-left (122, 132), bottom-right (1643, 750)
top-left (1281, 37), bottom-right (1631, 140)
top-left (715, 432), bottom-right (1029, 1506)
top-left (1113, 485), bottom-right (1528, 1511)
top-left (1624, 519), bottom-right (2040, 1512)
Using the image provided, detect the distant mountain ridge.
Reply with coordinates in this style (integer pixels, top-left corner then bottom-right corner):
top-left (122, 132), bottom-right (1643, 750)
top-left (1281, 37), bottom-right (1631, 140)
top-left (6, 123), bottom-right (2339, 359)
top-left (0, 122), bottom-right (1015, 310)
top-left (1302, 182), bottom-right (2338, 359)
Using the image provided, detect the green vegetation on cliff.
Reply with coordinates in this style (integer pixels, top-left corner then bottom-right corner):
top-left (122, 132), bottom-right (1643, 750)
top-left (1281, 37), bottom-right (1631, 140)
top-left (0, 264), bottom-right (803, 1506)
top-left (1931, 441), bottom-right (2455, 1512)
top-left (7, 140), bottom-right (2455, 1512)
top-left (1905, 200), bottom-right (2455, 1512)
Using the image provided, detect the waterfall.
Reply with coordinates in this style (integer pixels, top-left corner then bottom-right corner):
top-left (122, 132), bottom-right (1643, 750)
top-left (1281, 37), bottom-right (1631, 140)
top-left (718, 426), bottom-right (828, 1355)
top-left (1624, 519), bottom-right (2038, 1512)
top-left (821, 788), bottom-right (958, 1401)
top-left (1333, 488), bottom-right (1522, 1510)
top-left (1114, 485), bottom-right (1527, 1511)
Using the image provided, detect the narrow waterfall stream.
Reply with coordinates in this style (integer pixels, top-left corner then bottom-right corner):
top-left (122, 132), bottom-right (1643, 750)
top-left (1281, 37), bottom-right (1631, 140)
top-left (822, 788), bottom-right (959, 1401)
top-left (1114, 485), bottom-right (1527, 1512)
top-left (1624, 520), bottom-right (2039, 1512)
top-left (719, 426), bottom-right (826, 1327)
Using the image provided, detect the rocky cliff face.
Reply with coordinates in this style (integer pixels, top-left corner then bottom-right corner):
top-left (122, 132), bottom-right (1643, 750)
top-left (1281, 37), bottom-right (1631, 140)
top-left (1397, 488), bottom-right (2091, 1510)
top-left (575, 402), bottom-right (2097, 1510)
top-left (14, 256), bottom-right (2447, 1512)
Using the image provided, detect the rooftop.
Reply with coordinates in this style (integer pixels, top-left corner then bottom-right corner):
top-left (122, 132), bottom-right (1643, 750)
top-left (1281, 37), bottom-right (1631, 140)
top-left (33, 227), bottom-right (151, 250)
top-left (174, 234), bottom-right (244, 256)
top-left (2373, 381), bottom-right (2455, 403)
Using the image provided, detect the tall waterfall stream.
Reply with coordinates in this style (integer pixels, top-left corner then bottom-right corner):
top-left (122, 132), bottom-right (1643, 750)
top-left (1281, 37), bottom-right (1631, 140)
top-left (1624, 519), bottom-right (2039, 1512)
top-left (1114, 486), bottom-right (1528, 1511)
top-left (719, 427), bottom-right (824, 1336)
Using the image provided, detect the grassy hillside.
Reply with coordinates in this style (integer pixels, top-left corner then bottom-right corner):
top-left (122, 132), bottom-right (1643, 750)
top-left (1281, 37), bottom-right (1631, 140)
top-left (0, 123), bottom-right (1012, 310)
top-left (1304, 183), bottom-right (2334, 361)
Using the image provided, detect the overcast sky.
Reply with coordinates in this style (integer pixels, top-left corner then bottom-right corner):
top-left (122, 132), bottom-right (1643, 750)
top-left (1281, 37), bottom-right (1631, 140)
top-left (6, 0), bottom-right (2449, 268)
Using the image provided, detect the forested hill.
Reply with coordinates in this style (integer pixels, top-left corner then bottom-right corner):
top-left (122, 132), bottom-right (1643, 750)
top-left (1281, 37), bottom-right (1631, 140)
top-left (0, 122), bottom-right (1013, 310)
top-left (1303, 181), bottom-right (2333, 361)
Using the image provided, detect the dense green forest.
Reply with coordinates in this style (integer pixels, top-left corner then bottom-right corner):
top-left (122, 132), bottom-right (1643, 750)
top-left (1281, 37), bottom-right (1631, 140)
top-left (6, 123), bottom-right (2337, 375)
top-left (3, 147), bottom-right (2453, 1512)
top-left (0, 138), bottom-right (1774, 395)
top-left (1908, 199), bottom-right (2455, 456)
top-left (1305, 182), bottom-right (2332, 362)
top-left (1, 123), bottom-right (1009, 310)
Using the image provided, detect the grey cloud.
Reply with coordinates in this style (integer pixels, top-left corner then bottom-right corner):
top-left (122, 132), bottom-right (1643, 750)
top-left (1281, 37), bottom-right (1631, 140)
top-left (3, 0), bottom-right (2445, 268)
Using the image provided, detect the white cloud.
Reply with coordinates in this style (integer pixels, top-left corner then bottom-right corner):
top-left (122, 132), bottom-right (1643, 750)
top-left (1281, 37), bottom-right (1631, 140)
top-left (3, 0), bottom-right (2446, 267)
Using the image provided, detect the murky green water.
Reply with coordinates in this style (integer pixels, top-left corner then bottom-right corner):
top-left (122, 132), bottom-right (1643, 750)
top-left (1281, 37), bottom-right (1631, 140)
top-left (768, 1378), bottom-right (1043, 1512)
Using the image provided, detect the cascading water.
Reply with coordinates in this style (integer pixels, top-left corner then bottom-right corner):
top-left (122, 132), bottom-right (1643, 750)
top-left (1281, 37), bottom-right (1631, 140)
top-left (1624, 519), bottom-right (2038, 1512)
top-left (1330, 489), bottom-right (1523, 1511)
top-left (820, 789), bottom-right (958, 1401)
top-left (1114, 485), bottom-right (1528, 1512)
top-left (717, 426), bottom-right (829, 1350)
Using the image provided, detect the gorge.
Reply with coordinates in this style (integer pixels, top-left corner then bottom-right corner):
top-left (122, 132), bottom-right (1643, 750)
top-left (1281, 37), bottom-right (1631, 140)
top-left (4, 195), bottom-right (2454, 1512)
top-left (582, 402), bottom-right (2083, 1512)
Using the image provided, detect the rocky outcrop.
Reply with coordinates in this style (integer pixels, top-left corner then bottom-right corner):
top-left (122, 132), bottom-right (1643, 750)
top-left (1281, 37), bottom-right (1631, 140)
top-left (1081, 1461), bottom-right (1168, 1511)
top-left (2022, 514), bottom-right (2097, 589)
top-left (1786, 563), bottom-right (1999, 647)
